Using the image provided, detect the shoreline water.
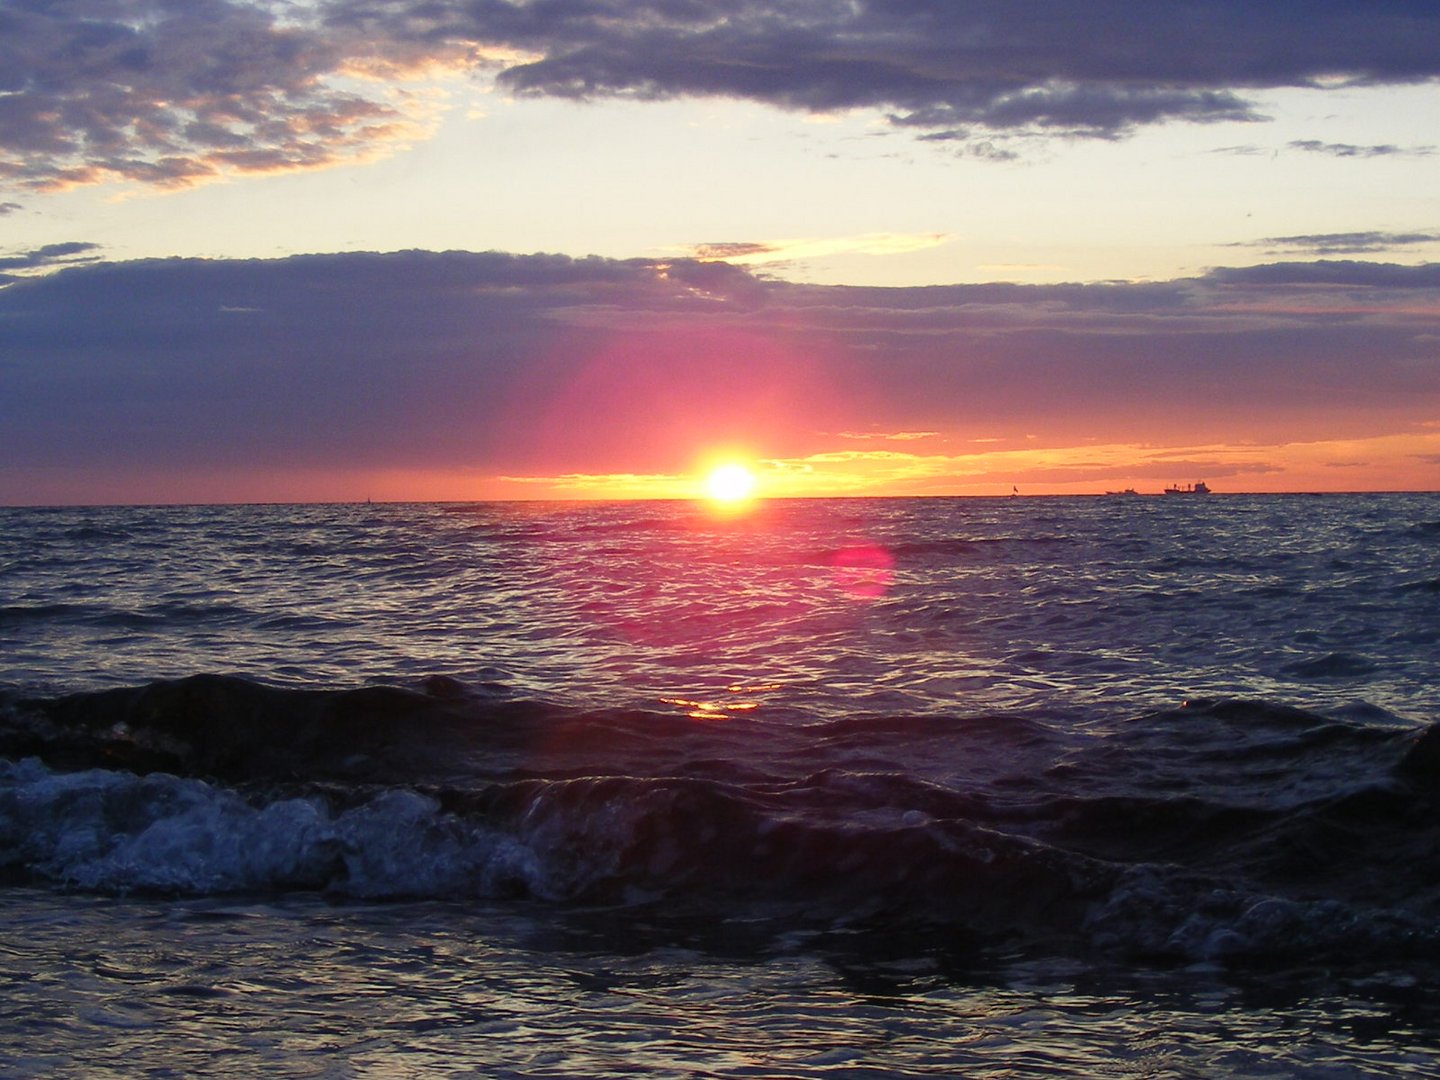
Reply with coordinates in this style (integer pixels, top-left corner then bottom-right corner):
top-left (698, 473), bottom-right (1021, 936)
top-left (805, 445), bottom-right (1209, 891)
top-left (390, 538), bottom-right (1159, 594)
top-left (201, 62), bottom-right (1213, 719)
top-left (4, 889), bottom-right (1438, 1078)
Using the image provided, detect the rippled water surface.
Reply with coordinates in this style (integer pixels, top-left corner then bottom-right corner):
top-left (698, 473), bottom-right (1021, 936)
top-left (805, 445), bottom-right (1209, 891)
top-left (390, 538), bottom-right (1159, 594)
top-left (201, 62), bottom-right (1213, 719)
top-left (4, 494), bottom-right (1438, 719)
top-left (2, 494), bottom-right (1439, 1076)
top-left (5, 892), bottom-right (1439, 1079)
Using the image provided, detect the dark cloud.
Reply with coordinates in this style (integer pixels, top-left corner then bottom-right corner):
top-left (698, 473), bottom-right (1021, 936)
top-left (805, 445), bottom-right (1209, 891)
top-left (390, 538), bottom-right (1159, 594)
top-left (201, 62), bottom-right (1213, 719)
top-left (0, 0), bottom-right (426, 192)
top-left (444, 1), bottom-right (1439, 133)
top-left (0, 201), bottom-right (21, 215)
top-left (455, 0), bottom-right (1440, 138)
top-left (1233, 231), bottom-right (1440, 255)
top-left (5, 1), bottom-right (1440, 192)
top-left (0, 241), bottom-right (102, 282)
top-left (915, 130), bottom-right (1025, 161)
top-left (3, 250), bottom-right (1437, 484)
top-left (1206, 260), bottom-right (1440, 287)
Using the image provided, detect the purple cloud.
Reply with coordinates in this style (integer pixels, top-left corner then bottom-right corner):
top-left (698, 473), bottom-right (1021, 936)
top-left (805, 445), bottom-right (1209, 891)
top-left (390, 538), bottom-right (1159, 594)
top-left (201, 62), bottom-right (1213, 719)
top-left (5, 1), bottom-right (1440, 192)
top-left (0, 241), bottom-right (102, 282)
top-left (0, 0), bottom-right (420, 192)
top-left (1206, 261), bottom-right (1440, 287)
top-left (420, 1), bottom-right (1440, 137)
top-left (1232, 232), bottom-right (1440, 255)
top-left (1288, 139), bottom-right (1436, 159)
top-left (3, 251), bottom-right (1437, 483)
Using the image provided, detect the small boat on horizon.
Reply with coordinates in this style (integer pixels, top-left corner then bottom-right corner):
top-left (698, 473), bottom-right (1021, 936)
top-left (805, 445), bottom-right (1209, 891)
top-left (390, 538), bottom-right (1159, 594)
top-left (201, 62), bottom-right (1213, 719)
top-left (1164, 481), bottom-right (1212, 495)
top-left (1105, 488), bottom-right (1140, 496)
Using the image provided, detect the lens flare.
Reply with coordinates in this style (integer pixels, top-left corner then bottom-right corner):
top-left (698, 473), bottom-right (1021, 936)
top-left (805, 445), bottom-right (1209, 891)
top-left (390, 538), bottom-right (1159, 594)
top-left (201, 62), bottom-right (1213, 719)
top-left (830, 542), bottom-right (895, 600)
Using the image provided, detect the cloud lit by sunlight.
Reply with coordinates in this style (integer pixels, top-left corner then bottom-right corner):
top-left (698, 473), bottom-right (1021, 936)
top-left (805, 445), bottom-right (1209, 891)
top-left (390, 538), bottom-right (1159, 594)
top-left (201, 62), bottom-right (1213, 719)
top-left (683, 233), bottom-right (950, 266)
top-left (483, 429), bottom-right (1440, 501)
top-left (835, 431), bottom-right (941, 443)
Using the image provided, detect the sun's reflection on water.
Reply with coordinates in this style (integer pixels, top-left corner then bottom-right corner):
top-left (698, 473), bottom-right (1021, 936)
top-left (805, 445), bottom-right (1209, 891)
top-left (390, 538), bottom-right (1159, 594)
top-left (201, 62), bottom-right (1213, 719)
top-left (660, 682), bottom-right (782, 720)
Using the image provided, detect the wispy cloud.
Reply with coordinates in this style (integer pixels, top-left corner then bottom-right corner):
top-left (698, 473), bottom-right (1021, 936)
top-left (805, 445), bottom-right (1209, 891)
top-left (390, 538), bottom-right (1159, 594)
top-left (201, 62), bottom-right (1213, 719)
top-left (1288, 139), bottom-right (1436, 159)
top-left (0, 241), bottom-right (102, 283)
top-left (496, 471), bottom-right (692, 499)
top-left (684, 233), bottom-right (949, 266)
top-left (1231, 231), bottom-right (1440, 256)
top-left (835, 431), bottom-right (941, 442)
top-left (1212, 140), bottom-right (1436, 160)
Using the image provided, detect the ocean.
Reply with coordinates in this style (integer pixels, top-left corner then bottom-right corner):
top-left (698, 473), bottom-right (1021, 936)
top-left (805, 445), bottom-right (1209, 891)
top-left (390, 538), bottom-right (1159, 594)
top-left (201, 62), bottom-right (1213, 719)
top-left (2, 493), bottom-right (1438, 1077)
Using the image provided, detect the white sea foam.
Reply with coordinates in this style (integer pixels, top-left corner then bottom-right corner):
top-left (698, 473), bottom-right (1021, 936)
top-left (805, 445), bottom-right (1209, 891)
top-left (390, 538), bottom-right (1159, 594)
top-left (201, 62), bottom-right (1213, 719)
top-left (0, 758), bottom-right (541, 898)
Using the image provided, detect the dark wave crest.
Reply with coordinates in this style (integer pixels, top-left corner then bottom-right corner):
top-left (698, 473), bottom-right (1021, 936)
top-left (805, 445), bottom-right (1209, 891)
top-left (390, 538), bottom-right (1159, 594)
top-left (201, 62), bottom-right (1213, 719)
top-left (3, 675), bottom-right (1438, 967)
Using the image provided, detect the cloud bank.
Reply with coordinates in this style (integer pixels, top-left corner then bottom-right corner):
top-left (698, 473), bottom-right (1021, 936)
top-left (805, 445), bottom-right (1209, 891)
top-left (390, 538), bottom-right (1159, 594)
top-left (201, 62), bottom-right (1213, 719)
top-left (3, 249), bottom-right (1437, 499)
top-left (4, 0), bottom-right (1440, 192)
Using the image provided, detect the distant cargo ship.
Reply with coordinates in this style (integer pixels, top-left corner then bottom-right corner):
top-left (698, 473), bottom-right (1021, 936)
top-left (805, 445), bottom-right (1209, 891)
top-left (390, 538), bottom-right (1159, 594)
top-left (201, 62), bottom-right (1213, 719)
top-left (1164, 481), bottom-right (1211, 495)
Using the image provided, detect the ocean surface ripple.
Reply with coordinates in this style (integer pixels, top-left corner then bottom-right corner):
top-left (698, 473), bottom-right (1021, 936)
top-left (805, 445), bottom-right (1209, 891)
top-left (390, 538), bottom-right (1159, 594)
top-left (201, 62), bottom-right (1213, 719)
top-left (2, 493), bottom-right (1438, 1076)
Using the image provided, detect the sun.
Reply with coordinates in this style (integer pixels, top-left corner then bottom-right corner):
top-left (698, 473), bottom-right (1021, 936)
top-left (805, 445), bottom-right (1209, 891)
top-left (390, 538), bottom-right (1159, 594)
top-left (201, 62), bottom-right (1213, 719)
top-left (704, 462), bottom-right (758, 504)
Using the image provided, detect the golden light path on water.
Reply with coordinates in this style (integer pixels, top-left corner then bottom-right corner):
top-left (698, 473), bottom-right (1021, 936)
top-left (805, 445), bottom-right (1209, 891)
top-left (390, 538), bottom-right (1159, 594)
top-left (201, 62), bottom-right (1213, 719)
top-left (667, 457), bottom-right (904, 721)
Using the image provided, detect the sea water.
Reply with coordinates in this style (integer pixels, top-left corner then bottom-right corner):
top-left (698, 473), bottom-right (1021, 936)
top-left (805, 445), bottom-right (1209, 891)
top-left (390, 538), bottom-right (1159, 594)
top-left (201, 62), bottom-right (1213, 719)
top-left (2, 494), bottom-right (1438, 1077)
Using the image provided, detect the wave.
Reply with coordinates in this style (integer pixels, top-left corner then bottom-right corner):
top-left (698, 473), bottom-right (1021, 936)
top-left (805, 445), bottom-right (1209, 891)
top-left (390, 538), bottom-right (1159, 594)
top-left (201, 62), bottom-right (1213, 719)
top-left (0, 603), bottom-right (89, 626)
top-left (3, 675), bottom-right (1438, 967)
top-left (0, 674), bottom-right (534, 785)
top-left (2, 752), bottom-right (1435, 966)
top-left (1281, 652), bottom-right (1379, 680)
top-left (1398, 577), bottom-right (1440, 594)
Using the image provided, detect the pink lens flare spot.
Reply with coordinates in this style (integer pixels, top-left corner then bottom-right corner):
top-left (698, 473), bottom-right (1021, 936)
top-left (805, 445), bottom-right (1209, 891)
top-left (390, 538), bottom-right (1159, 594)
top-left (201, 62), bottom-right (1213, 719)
top-left (830, 542), bottom-right (895, 600)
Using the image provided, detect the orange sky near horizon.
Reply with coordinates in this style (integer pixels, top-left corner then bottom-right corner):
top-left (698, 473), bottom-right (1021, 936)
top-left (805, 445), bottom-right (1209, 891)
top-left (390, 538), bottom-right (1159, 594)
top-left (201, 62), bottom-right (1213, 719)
top-left (7, 425), bottom-right (1437, 507)
top-left (480, 428), bottom-right (1440, 501)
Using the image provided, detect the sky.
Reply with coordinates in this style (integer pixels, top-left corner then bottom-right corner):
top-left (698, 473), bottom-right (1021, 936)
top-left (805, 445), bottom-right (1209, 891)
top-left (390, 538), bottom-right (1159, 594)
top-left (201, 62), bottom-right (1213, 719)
top-left (2, 0), bottom-right (1439, 504)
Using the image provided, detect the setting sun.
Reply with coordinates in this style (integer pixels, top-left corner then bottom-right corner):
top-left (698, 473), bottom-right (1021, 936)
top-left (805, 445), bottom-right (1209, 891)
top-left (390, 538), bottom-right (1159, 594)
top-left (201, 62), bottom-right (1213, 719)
top-left (704, 462), bottom-right (758, 504)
